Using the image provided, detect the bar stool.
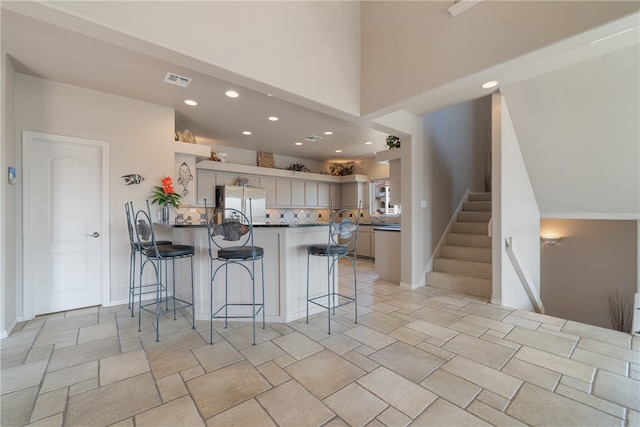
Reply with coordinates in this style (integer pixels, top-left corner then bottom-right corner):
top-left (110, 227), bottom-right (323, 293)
top-left (124, 202), bottom-right (172, 317)
top-left (133, 200), bottom-right (195, 342)
top-left (306, 202), bottom-right (360, 334)
top-left (204, 199), bottom-right (265, 345)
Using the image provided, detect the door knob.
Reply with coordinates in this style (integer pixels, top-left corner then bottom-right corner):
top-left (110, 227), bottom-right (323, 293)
top-left (86, 232), bottom-right (100, 238)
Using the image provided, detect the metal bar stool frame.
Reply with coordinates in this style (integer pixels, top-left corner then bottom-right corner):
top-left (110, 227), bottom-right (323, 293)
top-left (133, 200), bottom-right (195, 341)
top-left (306, 202), bottom-right (361, 334)
top-left (125, 202), bottom-right (172, 317)
top-left (204, 199), bottom-right (265, 345)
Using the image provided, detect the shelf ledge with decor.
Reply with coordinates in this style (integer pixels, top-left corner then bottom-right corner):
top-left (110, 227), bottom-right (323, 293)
top-left (196, 159), bottom-right (368, 183)
top-left (375, 147), bottom-right (403, 164)
top-left (174, 141), bottom-right (211, 160)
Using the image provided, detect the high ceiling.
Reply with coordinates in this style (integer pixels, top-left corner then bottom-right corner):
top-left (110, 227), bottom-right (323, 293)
top-left (1, 7), bottom-right (388, 161)
top-left (2, 3), bottom-right (639, 219)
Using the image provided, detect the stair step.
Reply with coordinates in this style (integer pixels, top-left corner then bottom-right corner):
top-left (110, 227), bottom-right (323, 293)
top-left (452, 222), bottom-right (489, 235)
top-left (463, 201), bottom-right (491, 212)
top-left (441, 245), bottom-right (492, 263)
top-left (458, 211), bottom-right (491, 223)
top-left (425, 271), bottom-right (491, 299)
top-left (433, 258), bottom-right (492, 280)
top-left (447, 233), bottom-right (492, 248)
top-left (468, 192), bottom-right (492, 202)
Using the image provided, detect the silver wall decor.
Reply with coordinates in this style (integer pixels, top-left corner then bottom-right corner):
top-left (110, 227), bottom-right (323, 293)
top-left (122, 174), bottom-right (144, 185)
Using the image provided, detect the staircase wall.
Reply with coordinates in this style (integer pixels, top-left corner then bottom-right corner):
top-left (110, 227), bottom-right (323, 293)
top-left (493, 93), bottom-right (541, 310)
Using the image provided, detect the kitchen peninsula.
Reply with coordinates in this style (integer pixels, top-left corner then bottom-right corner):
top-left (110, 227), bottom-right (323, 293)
top-left (159, 222), bottom-right (336, 323)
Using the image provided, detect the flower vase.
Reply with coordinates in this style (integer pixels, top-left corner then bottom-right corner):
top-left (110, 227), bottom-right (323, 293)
top-left (162, 205), bottom-right (170, 223)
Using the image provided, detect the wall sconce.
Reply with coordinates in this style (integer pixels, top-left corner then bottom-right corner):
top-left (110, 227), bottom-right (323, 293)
top-left (541, 236), bottom-right (562, 245)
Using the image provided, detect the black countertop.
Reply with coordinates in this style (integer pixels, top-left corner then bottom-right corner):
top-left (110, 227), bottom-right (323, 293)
top-left (157, 222), bottom-right (400, 231)
top-left (157, 222), bottom-right (330, 228)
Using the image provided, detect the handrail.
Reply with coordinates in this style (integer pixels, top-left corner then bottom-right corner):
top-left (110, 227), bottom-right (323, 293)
top-left (505, 237), bottom-right (545, 314)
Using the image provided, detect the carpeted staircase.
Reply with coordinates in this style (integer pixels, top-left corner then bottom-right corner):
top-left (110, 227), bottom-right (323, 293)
top-left (426, 192), bottom-right (492, 298)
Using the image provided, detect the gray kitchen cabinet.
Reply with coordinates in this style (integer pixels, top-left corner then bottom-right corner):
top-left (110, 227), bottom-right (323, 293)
top-left (291, 180), bottom-right (305, 206)
top-left (216, 172), bottom-right (238, 186)
top-left (356, 225), bottom-right (372, 258)
top-left (341, 181), bottom-right (364, 208)
top-left (276, 179), bottom-right (292, 206)
top-left (259, 177), bottom-right (277, 206)
top-left (196, 169), bottom-right (215, 204)
top-left (305, 181), bottom-right (318, 207)
top-left (317, 182), bottom-right (330, 207)
top-left (329, 183), bottom-right (341, 208)
top-left (371, 228), bottom-right (376, 259)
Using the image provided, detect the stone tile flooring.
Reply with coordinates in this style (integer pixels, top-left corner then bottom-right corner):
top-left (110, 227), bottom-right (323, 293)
top-left (2, 259), bottom-right (639, 426)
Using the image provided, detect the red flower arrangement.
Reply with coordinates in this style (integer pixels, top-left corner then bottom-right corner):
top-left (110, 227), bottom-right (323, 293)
top-left (151, 176), bottom-right (181, 208)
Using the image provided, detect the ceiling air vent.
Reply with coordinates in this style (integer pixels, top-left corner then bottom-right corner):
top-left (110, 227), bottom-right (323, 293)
top-left (305, 135), bottom-right (323, 143)
top-left (164, 72), bottom-right (192, 88)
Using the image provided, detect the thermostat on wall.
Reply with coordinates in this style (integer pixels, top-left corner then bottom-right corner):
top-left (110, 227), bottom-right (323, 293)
top-left (8, 167), bottom-right (16, 185)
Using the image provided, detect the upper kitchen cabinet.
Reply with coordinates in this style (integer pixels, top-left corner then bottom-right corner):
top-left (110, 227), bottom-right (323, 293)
top-left (196, 161), bottom-right (366, 209)
top-left (291, 180), bottom-right (305, 206)
top-left (276, 179), bottom-right (292, 206)
top-left (305, 181), bottom-right (318, 207)
top-left (340, 178), bottom-right (368, 209)
top-left (259, 177), bottom-right (277, 206)
top-left (196, 169), bottom-right (215, 204)
top-left (318, 182), bottom-right (329, 206)
top-left (329, 183), bottom-right (341, 208)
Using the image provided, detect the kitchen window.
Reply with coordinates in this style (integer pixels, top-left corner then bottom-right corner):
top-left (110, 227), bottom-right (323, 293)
top-left (370, 179), bottom-right (400, 216)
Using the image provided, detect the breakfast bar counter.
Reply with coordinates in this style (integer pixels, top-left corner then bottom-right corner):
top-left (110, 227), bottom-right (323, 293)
top-left (157, 223), bottom-right (333, 323)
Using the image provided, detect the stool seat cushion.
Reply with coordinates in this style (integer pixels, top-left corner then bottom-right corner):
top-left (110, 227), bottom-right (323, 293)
top-left (143, 244), bottom-right (194, 258)
top-left (307, 244), bottom-right (348, 256)
top-left (134, 240), bottom-right (172, 251)
top-left (218, 246), bottom-right (264, 260)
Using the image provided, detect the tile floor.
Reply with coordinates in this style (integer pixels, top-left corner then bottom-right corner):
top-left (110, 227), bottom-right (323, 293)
top-left (2, 259), bottom-right (639, 427)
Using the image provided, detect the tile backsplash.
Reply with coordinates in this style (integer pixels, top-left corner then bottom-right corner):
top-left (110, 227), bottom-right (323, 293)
top-left (174, 206), bottom-right (399, 225)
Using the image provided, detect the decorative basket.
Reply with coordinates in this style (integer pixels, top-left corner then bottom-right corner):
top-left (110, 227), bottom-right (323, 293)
top-left (257, 152), bottom-right (275, 168)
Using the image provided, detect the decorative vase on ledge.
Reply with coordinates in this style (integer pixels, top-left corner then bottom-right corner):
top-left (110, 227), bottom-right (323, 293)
top-left (162, 205), bottom-right (170, 223)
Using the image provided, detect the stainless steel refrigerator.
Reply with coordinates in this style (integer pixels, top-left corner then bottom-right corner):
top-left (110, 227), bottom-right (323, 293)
top-left (215, 185), bottom-right (266, 224)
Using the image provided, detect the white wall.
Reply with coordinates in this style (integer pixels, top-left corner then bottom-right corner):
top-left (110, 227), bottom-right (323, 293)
top-left (500, 45), bottom-right (640, 219)
top-left (23, 1), bottom-right (362, 117)
top-left (540, 219), bottom-right (637, 330)
top-left (1, 50), bottom-right (18, 337)
top-left (492, 93), bottom-right (540, 310)
top-left (15, 74), bottom-right (175, 309)
top-left (360, 1), bottom-right (639, 115)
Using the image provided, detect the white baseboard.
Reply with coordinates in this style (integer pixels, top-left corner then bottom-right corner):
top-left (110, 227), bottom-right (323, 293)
top-left (1, 318), bottom-right (18, 338)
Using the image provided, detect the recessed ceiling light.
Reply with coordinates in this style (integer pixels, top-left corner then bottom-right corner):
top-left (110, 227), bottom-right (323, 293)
top-left (226, 90), bottom-right (239, 98)
top-left (335, 149), bottom-right (342, 153)
top-left (242, 131), bottom-right (252, 135)
top-left (482, 80), bottom-right (499, 89)
top-left (184, 99), bottom-right (198, 106)
top-left (365, 141), bottom-right (373, 145)
top-left (294, 142), bottom-right (303, 146)
top-left (268, 116), bottom-right (279, 121)
top-left (324, 131), bottom-right (333, 135)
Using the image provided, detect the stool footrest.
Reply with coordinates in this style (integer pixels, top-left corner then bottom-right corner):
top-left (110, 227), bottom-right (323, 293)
top-left (139, 299), bottom-right (193, 315)
top-left (212, 303), bottom-right (264, 320)
top-left (308, 293), bottom-right (356, 311)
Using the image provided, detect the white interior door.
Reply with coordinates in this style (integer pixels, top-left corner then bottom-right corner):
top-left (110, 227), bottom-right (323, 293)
top-left (23, 131), bottom-right (109, 316)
